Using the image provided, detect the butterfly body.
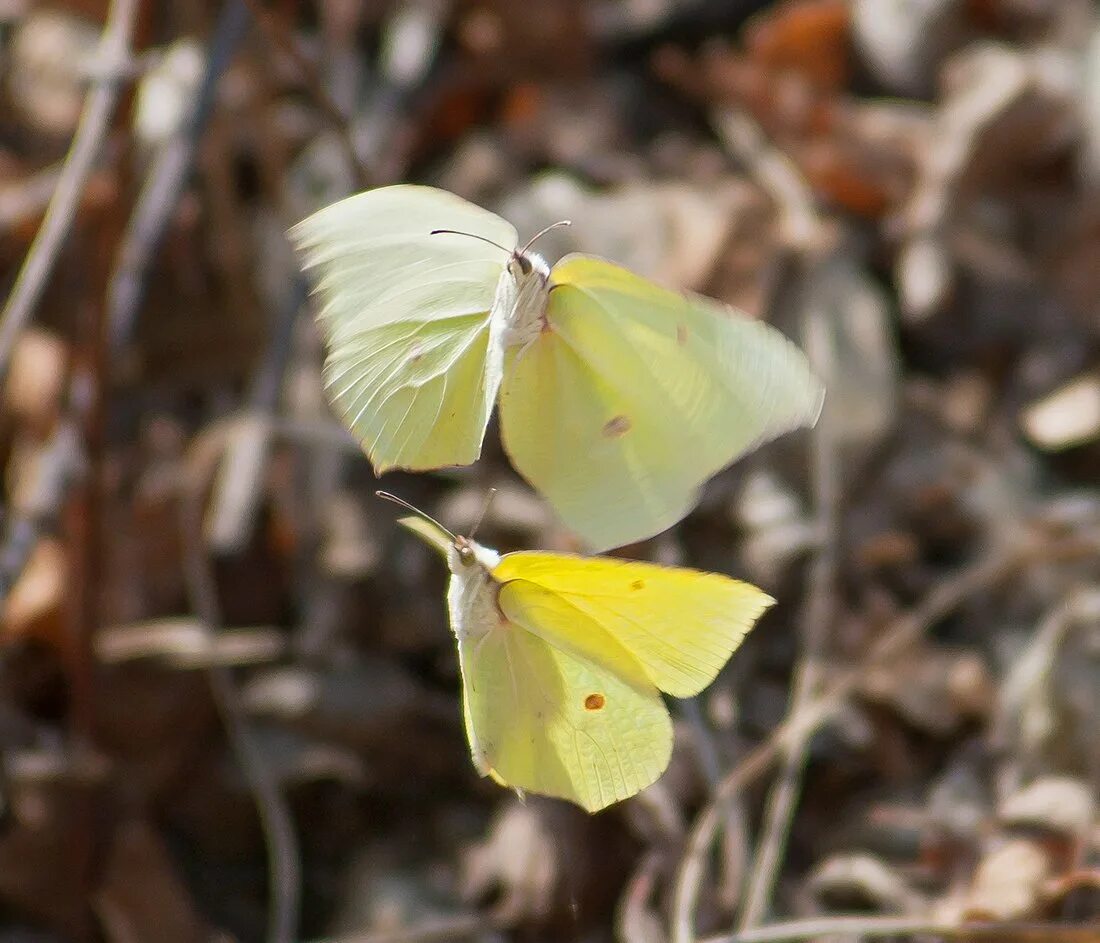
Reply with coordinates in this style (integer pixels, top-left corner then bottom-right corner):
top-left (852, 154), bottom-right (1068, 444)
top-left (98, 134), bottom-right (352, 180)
top-left (498, 252), bottom-right (552, 348)
top-left (445, 536), bottom-right (503, 645)
top-left (401, 514), bottom-right (774, 812)
top-left (294, 185), bottom-right (824, 550)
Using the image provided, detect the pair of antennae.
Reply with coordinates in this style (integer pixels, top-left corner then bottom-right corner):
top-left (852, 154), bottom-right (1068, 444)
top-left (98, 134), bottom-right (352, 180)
top-left (376, 489), bottom-right (496, 541)
top-left (429, 220), bottom-right (571, 257)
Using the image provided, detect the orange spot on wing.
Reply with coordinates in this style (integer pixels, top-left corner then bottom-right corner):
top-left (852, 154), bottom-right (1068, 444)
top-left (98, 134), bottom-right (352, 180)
top-left (602, 415), bottom-right (631, 438)
top-left (584, 693), bottom-right (606, 711)
top-left (676, 323), bottom-right (689, 345)
top-left (631, 579), bottom-right (645, 591)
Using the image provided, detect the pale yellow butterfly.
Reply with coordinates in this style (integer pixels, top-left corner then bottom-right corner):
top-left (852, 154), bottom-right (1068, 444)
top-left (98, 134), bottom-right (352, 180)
top-left (292, 185), bottom-right (824, 551)
top-left (381, 492), bottom-right (773, 812)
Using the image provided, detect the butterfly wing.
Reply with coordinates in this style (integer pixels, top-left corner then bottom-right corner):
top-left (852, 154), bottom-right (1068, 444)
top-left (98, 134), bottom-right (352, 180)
top-left (498, 255), bottom-right (824, 550)
top-left (397, 515), bottom-right (453, 558)
top-left (493, 551), bottom-right (773, 698)
top-left (456, 611), bottom-right (672, 813)
top-left (292, 185), bottom-right (518, 472)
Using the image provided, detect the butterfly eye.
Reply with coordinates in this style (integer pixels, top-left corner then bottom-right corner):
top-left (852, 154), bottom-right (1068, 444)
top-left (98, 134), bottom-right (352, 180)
top-left (511, 253), bottom-right (533, 276)
top-left (457, 545), bottom-right (476, 566)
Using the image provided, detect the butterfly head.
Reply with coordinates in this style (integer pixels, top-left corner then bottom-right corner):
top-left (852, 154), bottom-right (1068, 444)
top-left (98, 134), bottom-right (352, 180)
top-left (378, 491), bottom-right (502, 573)
top-left (429, 221), bottom-right (566, 287)
top-left (507, 249), bottom-right (550, 282)
top-left (450, 534), bottom-right (501, 572)
top-left (509, 218), bottom-right (570, 280)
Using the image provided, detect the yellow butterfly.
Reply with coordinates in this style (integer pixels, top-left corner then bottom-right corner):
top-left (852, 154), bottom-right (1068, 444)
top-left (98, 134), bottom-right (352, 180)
top-left (383, 493), bottom-right (773, 812)
top-left (292, 185), bottom-right (824, 551)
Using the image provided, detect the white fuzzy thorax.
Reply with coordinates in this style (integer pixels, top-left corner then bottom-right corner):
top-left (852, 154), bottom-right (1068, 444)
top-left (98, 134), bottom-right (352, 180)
top-left (446, 539), bottom-right (502, 644)
top-left (497, 251), bottom-right (551, 348)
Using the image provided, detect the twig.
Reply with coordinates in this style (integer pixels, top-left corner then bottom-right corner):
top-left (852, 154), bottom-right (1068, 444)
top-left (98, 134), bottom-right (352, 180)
top-left (737, 261), bottom-right (840, 929)
top-left (239, 0), bottom-right (371, 189)
top-left (0, 0), bottom-right (139, 382)
top-left (680, 697), bottom-right (750, 909)
top-left (181, 427), bottom-right (301, 943)
top-left (711, 102), bottom-right (840, 929)
top-left (205, 278), bottom-right (307, 554)
top-left (617, 852), bottom-right (664, 943)
top-left (107, 0), bottom-right (252, 353)
top-left (311, 910), bottom-right (509, 943)
top-left (711, 108), bottom-right (820, 254)
top-left (671, 542), bottom-right (1038, 943)
top-left (0, 424), bottom-right (83, 603)
top-left (700, 915), bottom-right (1100, 943)
top-left (993, 587), bottom-right (1100, 789)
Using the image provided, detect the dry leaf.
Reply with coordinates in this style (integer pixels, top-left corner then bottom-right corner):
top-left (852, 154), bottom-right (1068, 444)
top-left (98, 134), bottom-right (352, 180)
top-left (462, 800), bottom-right (558, 923)
top-left (1019, 373), bottom-right (1100, 451)
top-left (93, 820), bottom-right (212, 943)
top-left (2, 538), bottom-right (67, 650)
top-left (963, 838), bottom-right (1055, 920)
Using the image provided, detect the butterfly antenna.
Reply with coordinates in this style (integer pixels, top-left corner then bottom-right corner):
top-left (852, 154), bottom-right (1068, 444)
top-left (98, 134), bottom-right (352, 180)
top-left (375, 491), bottom-right (457, 542)
top-left (520, 220), bottom-right (571, 254)
top-left (468, 488), bottom-right (497, 541)
top-left (430, 229), bottom-right (514, 256)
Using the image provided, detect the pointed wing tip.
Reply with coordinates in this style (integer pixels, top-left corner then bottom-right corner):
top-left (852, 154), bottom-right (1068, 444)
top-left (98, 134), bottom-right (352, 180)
top-left (804, 381), bottom-right (827, 429)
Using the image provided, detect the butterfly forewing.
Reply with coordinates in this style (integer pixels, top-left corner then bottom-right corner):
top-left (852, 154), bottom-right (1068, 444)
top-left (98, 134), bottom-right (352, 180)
top-left (293, 186), bottom-right (517, 332)
top-left (293, 185), bottom-right (520, 472)
top-left (494, 551), bottom-right (773, 698)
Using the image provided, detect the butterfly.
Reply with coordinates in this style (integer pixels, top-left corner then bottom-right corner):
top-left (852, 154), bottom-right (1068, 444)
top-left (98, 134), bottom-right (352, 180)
top-left (383, 492), bottom-right (773, 812)
top-left (292, 185), bottom-right (824, 551)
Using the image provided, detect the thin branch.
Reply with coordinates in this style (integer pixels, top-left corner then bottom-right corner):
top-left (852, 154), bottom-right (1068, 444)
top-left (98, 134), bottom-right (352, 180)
top-left (0, 0), bottom-right (139, 382)
top-left (181, 427), bottom-right (301, 943)
top-left (738, 263), bottom-right (839, 929)
top-left (711, 102), bottom-right (840, 930)
top-left (680, 697), bottom-right (750, 909)
top-left (671, 541), bottom-right (1039, 943)
top-left (205, 278), bottom-right (307, 554)
top-left (107, 0), bottom-right (252, 353)
top-left (310, 910), bottom-right (510, 943)
top-left (711, 108), bottom-right (820, 254)
top-left (0, 424), bottom-right (83, 603)
top-left (700, 915), bottom-right (1100, 943)
top-left (239, 0), bottom-right (371, 189)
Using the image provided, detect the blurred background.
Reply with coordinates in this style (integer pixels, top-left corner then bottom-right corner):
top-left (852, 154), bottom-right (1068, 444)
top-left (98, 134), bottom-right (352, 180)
top-left (0, 1), bottom-right (1098, 941)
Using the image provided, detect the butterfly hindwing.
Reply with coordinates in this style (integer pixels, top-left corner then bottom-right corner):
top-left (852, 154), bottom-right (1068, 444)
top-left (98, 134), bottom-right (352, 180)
top-left (499, 255), bottom-right (824, 550)
top-left (456, 605), bottom-right (672, 813)
top-left (324, 303), bottom-right (504, 472)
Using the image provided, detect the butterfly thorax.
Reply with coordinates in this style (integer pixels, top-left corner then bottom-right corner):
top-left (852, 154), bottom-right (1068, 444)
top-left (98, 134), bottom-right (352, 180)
top-left (498, 251), bottom-right (551, 348)
top-left (446, 539), bottom-right (504, 643)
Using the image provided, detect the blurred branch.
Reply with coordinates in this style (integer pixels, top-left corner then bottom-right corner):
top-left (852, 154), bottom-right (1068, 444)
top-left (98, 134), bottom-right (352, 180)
top-left (239, 0), bottom-right (371, 189)
top-left (182, 426), bottom-right (301, 943)
top-left (737, 271), bottom-right (838, 930)
top-left (711, 108), bottom-right (821, 254)
top-left (313, 909), bottom-right (511, 943)
top-left (204, 278), bottom-right (306, 554)
top-left (712, 103), bottom-right (839, 930)
top-left (679, 696), bottom-right (749, 909)
top-left (0, 0), bottom-right (140, 383)
top-left (700, 915), bottom-right (1100, 943)
top-left (0, 424), bottom-right (83, 602)
top-left (671, 539), bottom-right (1048, 943)
top-left (107, 0), bottom-right (252, 353)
